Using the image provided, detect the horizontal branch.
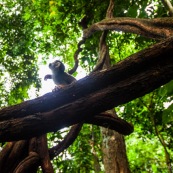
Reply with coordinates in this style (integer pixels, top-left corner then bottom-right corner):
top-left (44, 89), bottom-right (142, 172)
top-left (0, 37), bottom-right (173, 141)
top-left (83, 17), bottom-right (173, 39)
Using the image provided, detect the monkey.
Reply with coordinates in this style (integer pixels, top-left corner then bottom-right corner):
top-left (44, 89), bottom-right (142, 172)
top-left (44, 60), bottom-right (76, 89)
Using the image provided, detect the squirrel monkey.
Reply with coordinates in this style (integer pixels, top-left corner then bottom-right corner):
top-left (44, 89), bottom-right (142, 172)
top-left (44, 60), bottom-right (76, 89)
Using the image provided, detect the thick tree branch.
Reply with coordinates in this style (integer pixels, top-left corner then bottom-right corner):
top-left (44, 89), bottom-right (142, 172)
top-left (83, 17), bottom-right (173, 40)
top-left (0, 142), bottom-right (14, 170)
top-left (1, 37), bottom-right (173, 121)
top-left (37, 135), bottom-right (54, 173)
top-left (2, 140), bottom-right (28, 172)
top-left (13, 152), bottom-right (39, 173)
top-left (0, 37), bottom-right (173, 141)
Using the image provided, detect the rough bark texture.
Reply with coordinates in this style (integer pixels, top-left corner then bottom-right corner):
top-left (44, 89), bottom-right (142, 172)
top-left (1, 141), bottom-right (28, 173)
top-left (13, 152), bottom-right (39, 173)
top-left (36, 135), bottom-right (54, 173)
top-left (102, 129), bottom-right (130, 173)
top-left (101, 110), bottom-right (130, 173)
top-left (0, 142), bottom-right (14, 170)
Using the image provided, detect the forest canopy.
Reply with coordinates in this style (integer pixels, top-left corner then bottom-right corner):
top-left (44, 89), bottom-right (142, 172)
top-left (0, 0), bottom-right (173, 172)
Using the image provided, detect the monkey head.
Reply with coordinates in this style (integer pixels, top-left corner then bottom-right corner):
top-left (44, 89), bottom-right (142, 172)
top-left (49, 60), bottom-right (65, 74)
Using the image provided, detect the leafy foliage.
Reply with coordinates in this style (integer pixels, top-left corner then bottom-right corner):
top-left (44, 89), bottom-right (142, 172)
top-left (117, 85), bottom-right (173, 172)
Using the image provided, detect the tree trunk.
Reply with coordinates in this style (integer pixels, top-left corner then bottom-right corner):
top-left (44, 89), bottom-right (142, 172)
top-left (101, 110), bottom-right (130, 173)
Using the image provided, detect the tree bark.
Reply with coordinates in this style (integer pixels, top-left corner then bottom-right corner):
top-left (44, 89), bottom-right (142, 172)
top-left (101, 110), bottom-right (130, 173)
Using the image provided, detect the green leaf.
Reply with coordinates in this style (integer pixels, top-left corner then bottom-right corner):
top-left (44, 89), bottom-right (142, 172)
top-left (162, 103), bottom-right (173, 124)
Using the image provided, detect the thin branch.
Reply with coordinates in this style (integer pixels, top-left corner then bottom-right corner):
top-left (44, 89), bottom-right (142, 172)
top-left (49, 123), bottom-right (83, 159)
top-left (152, 116), bottom-right (172, 173)
top-left (68, 39), bottom-right (85, 74)
top-left (93, 0), bottom-right (115, 72)
top-left (161, 0), bottom-right (173, 16)
top-left (141, 93), bottom-right (172, 173)
top-left (92, 31), bottom-right (109, 72)
top-left (106, 0), bottom-right (115, 18)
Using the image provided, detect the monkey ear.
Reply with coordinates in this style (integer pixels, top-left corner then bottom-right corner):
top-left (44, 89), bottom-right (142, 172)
top-left (60, 61), bottom-right (65, 72)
